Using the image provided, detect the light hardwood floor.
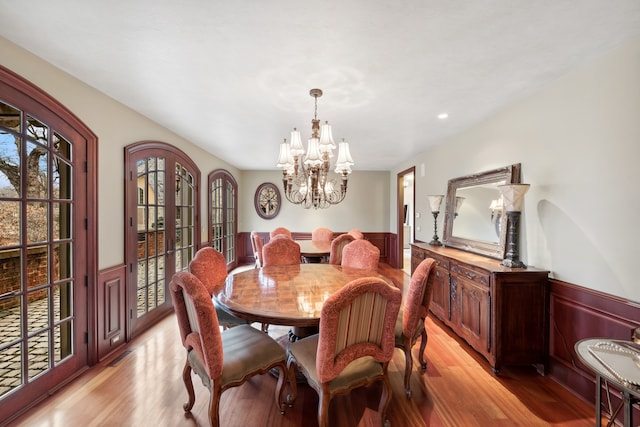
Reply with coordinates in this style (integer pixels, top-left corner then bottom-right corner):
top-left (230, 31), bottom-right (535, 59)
top-left (8, 264), bottom-right (599, 427)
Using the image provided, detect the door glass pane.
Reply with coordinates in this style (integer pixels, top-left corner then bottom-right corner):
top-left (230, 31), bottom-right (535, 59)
top-left (53, 243), bottom-right (72, 282)
top-left (26, 203), bottom-right (48, 243)
top-left (27, 288), bottom-right (49, 334)
top-left (26, 141), bottom-right (48, 199)
top-left (53, 202), bottom-right (72, 241)
top-left (156, 280), bottom-right (164, 306)
top-left (0, 344), bottom-right (22, 397)
top-left (53, 282), bottom-right (73, 322)
top-left (0, 201), bottom-right (20, 247)
top-left (0, 102), bottom-right (21, 132)
top-left (26, 245), bottom-right (48, 289)
top-left (0, 132), bottom-right (20, 196)
top-left (54, 320), bottom-right (73, 364)
top-left (27, 331), bottom-right (49, 380)
top-left (0, 295), bottom-right (21, 346)
top-left (26, 115), bottom-right (48, 144)
top-left (136, 289), bottom-right (146, 316)
top-left (52, 132), bottom-right (72, 162)
top-left (52, 156), bottom-right (72, 200)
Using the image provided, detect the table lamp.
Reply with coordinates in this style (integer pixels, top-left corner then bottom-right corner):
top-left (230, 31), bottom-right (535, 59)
top-left (497, 184), bottom-right (530, 268)
top-left (427, 195), bottom-right (444, 246)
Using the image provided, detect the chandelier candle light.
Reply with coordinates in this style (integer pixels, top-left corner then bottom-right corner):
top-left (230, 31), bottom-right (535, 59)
top-left (427, 195), bottom-right (445, 246)
top-left (497, 184), bottom-right (530, 268)
top-left (276, 88), bottom-right (354, 209)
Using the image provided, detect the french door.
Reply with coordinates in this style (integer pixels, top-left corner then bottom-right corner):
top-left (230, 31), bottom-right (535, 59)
top-left (125, 142), bottom-right (199, 338)
top-left (208, 169), bottom-right (238, 270)
top-left (0, 66), bottom-right (96, 424)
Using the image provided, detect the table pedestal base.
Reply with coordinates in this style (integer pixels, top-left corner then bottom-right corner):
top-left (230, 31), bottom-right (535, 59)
top-left (273, 327), bottom-right (319, 383)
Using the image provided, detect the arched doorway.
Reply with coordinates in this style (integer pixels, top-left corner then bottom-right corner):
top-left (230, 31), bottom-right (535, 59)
top-left (124, 141), bottom-right (200, 338)
top-left (0, 65), bottom-right (97, 424)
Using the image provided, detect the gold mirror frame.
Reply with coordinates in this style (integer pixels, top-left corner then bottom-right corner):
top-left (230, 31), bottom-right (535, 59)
top-left (442, 164), bottom-right (521, 259)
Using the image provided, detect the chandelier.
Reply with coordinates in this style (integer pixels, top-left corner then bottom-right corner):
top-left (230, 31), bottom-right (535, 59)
top-left (276, 88), bottom-right (354, 209)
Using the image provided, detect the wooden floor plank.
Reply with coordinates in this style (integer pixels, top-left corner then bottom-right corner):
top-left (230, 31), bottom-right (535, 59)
top-left (8, 264), bottom-right (598, 427)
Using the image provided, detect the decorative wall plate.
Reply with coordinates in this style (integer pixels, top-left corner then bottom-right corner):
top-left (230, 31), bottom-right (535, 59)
top-left (254, 182), bottom-right (281, 219)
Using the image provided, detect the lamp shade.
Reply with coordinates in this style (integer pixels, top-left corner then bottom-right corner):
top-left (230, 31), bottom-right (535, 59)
top-left (319, 121), bottom-right (336, 152)
top-left (427, 195), bottom-right (444, 212)
top-left (289, 128), bottom-right (305, 156)
top-left (335, 140), bottom-right (354, 173)
top-left (303, 138), bottom-right (323, 167)
top-left (498, 184), bottom-right (530, 212)
top-left (276, 140), bottom-right (294, 169)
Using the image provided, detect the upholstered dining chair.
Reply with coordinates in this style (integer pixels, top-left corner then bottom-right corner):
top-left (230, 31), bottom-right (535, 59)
top-left (395, 257), bottom-right (437, 398)
top-left (262, 235), bottom-right (301, 266)
top-left (348, 228), bottom-right (364, 240)
top-left (341, 239), bottom-right (380, 270)
top-left (286, 277), bottom-right (402, 427)
top-left (269, 226), bottom-right (292, 240)
top-left (189, 247), bottom-right (248, 330)
top-left (311, 227), bottom-right (333, 241)
top-left (169, 271), bottom-right (289, 427)
top-left (328, 233), bottom-right (355, 265)
top-left (250, 231), bottom-right (264, 268)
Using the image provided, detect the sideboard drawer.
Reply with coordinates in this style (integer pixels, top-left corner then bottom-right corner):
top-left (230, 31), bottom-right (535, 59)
top-left (450, 262), bottom-right (490, 287)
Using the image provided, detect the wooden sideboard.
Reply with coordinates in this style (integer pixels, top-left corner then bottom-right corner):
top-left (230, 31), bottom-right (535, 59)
top-left (411, 242), bottom-right (549, 374)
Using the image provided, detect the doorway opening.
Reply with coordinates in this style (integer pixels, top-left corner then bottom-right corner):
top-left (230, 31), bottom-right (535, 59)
top-left (397, 167), bottom-right (415, 274)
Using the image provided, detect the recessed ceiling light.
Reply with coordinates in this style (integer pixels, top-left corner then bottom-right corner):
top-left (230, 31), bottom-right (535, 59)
top-left (437, 113), bottom-right (448, 120)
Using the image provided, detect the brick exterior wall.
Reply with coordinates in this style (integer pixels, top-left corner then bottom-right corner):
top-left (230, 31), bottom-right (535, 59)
top-left (0, 247), bottom-right (55, 311)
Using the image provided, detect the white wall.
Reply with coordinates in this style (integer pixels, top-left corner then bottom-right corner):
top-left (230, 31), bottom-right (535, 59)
top-left (4, 33), bottom-right (638, 302)
top-left (391, 36), bottom-right (640, 302)
top-left (0, 37), bottom-right (241, 270)
top-left (239, 170), bottom-right (390, 234)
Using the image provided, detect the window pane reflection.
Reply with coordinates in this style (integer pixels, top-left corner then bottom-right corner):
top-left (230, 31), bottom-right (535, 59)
top-left (26, 141), bottom-right (48, 199)
top-left (28, 331), bottom-right (49, 380)
top-left (54, 321), bottom-right (73, 364)
top-left (26, 202), bottom-right (48, 243)
top-left (0, 345), bottom-right (23, 397)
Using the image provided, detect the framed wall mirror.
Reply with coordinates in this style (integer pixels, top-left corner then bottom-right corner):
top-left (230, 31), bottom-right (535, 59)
top-left (442, 164), bottom-right (521, 259)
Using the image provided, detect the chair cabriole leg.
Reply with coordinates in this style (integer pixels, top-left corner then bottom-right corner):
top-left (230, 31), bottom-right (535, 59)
top-left (209, 382), bottom-right (222, 427)
top-left (182, 360), bottom-right (196, 412)
top-left (419, 329), bottom-right (428, 370)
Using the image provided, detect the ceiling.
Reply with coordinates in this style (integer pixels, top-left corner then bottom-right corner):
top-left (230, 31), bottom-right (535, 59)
top-left (1, 1), bottom-right (639, 171)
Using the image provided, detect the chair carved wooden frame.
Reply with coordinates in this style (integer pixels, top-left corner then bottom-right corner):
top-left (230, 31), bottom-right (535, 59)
top-left (286, 277), bottom-right (402, 427)
top-left (170, 271), bottom-right (289, 426)
top-left (395, 257), bottom-right (436, 398)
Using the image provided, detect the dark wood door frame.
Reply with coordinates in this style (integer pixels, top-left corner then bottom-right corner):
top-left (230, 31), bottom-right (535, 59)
top-left (124, 141), bottom-right (200, 340)
top-left (397, 167), bottom-right (415, 271)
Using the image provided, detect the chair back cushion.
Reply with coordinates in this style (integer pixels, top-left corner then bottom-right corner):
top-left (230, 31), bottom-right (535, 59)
top-left (269, 227), bottom-right (292, 239)
top-left (311, 227), bottom-right (333, 241)
top-left (170, 271), bottom-right (223, 379)
top-left (348, 229), bottom-right (364, 240)
top-left (341, 239), bottom-right (380, 270)
top-left (402, 258), bottom-right (436, 338)
top-left (262, 236), bottom-right (301, 266)
top-left (189, 247), bottom-right (228, 295)
top-left (316, 277), bottom-right (401, 383)
top-left (328, 233), bottom-right (355, 265)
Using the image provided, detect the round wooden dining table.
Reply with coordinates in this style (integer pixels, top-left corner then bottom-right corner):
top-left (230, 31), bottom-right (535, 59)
top-left (214, 264), bottom-right (392, 334)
